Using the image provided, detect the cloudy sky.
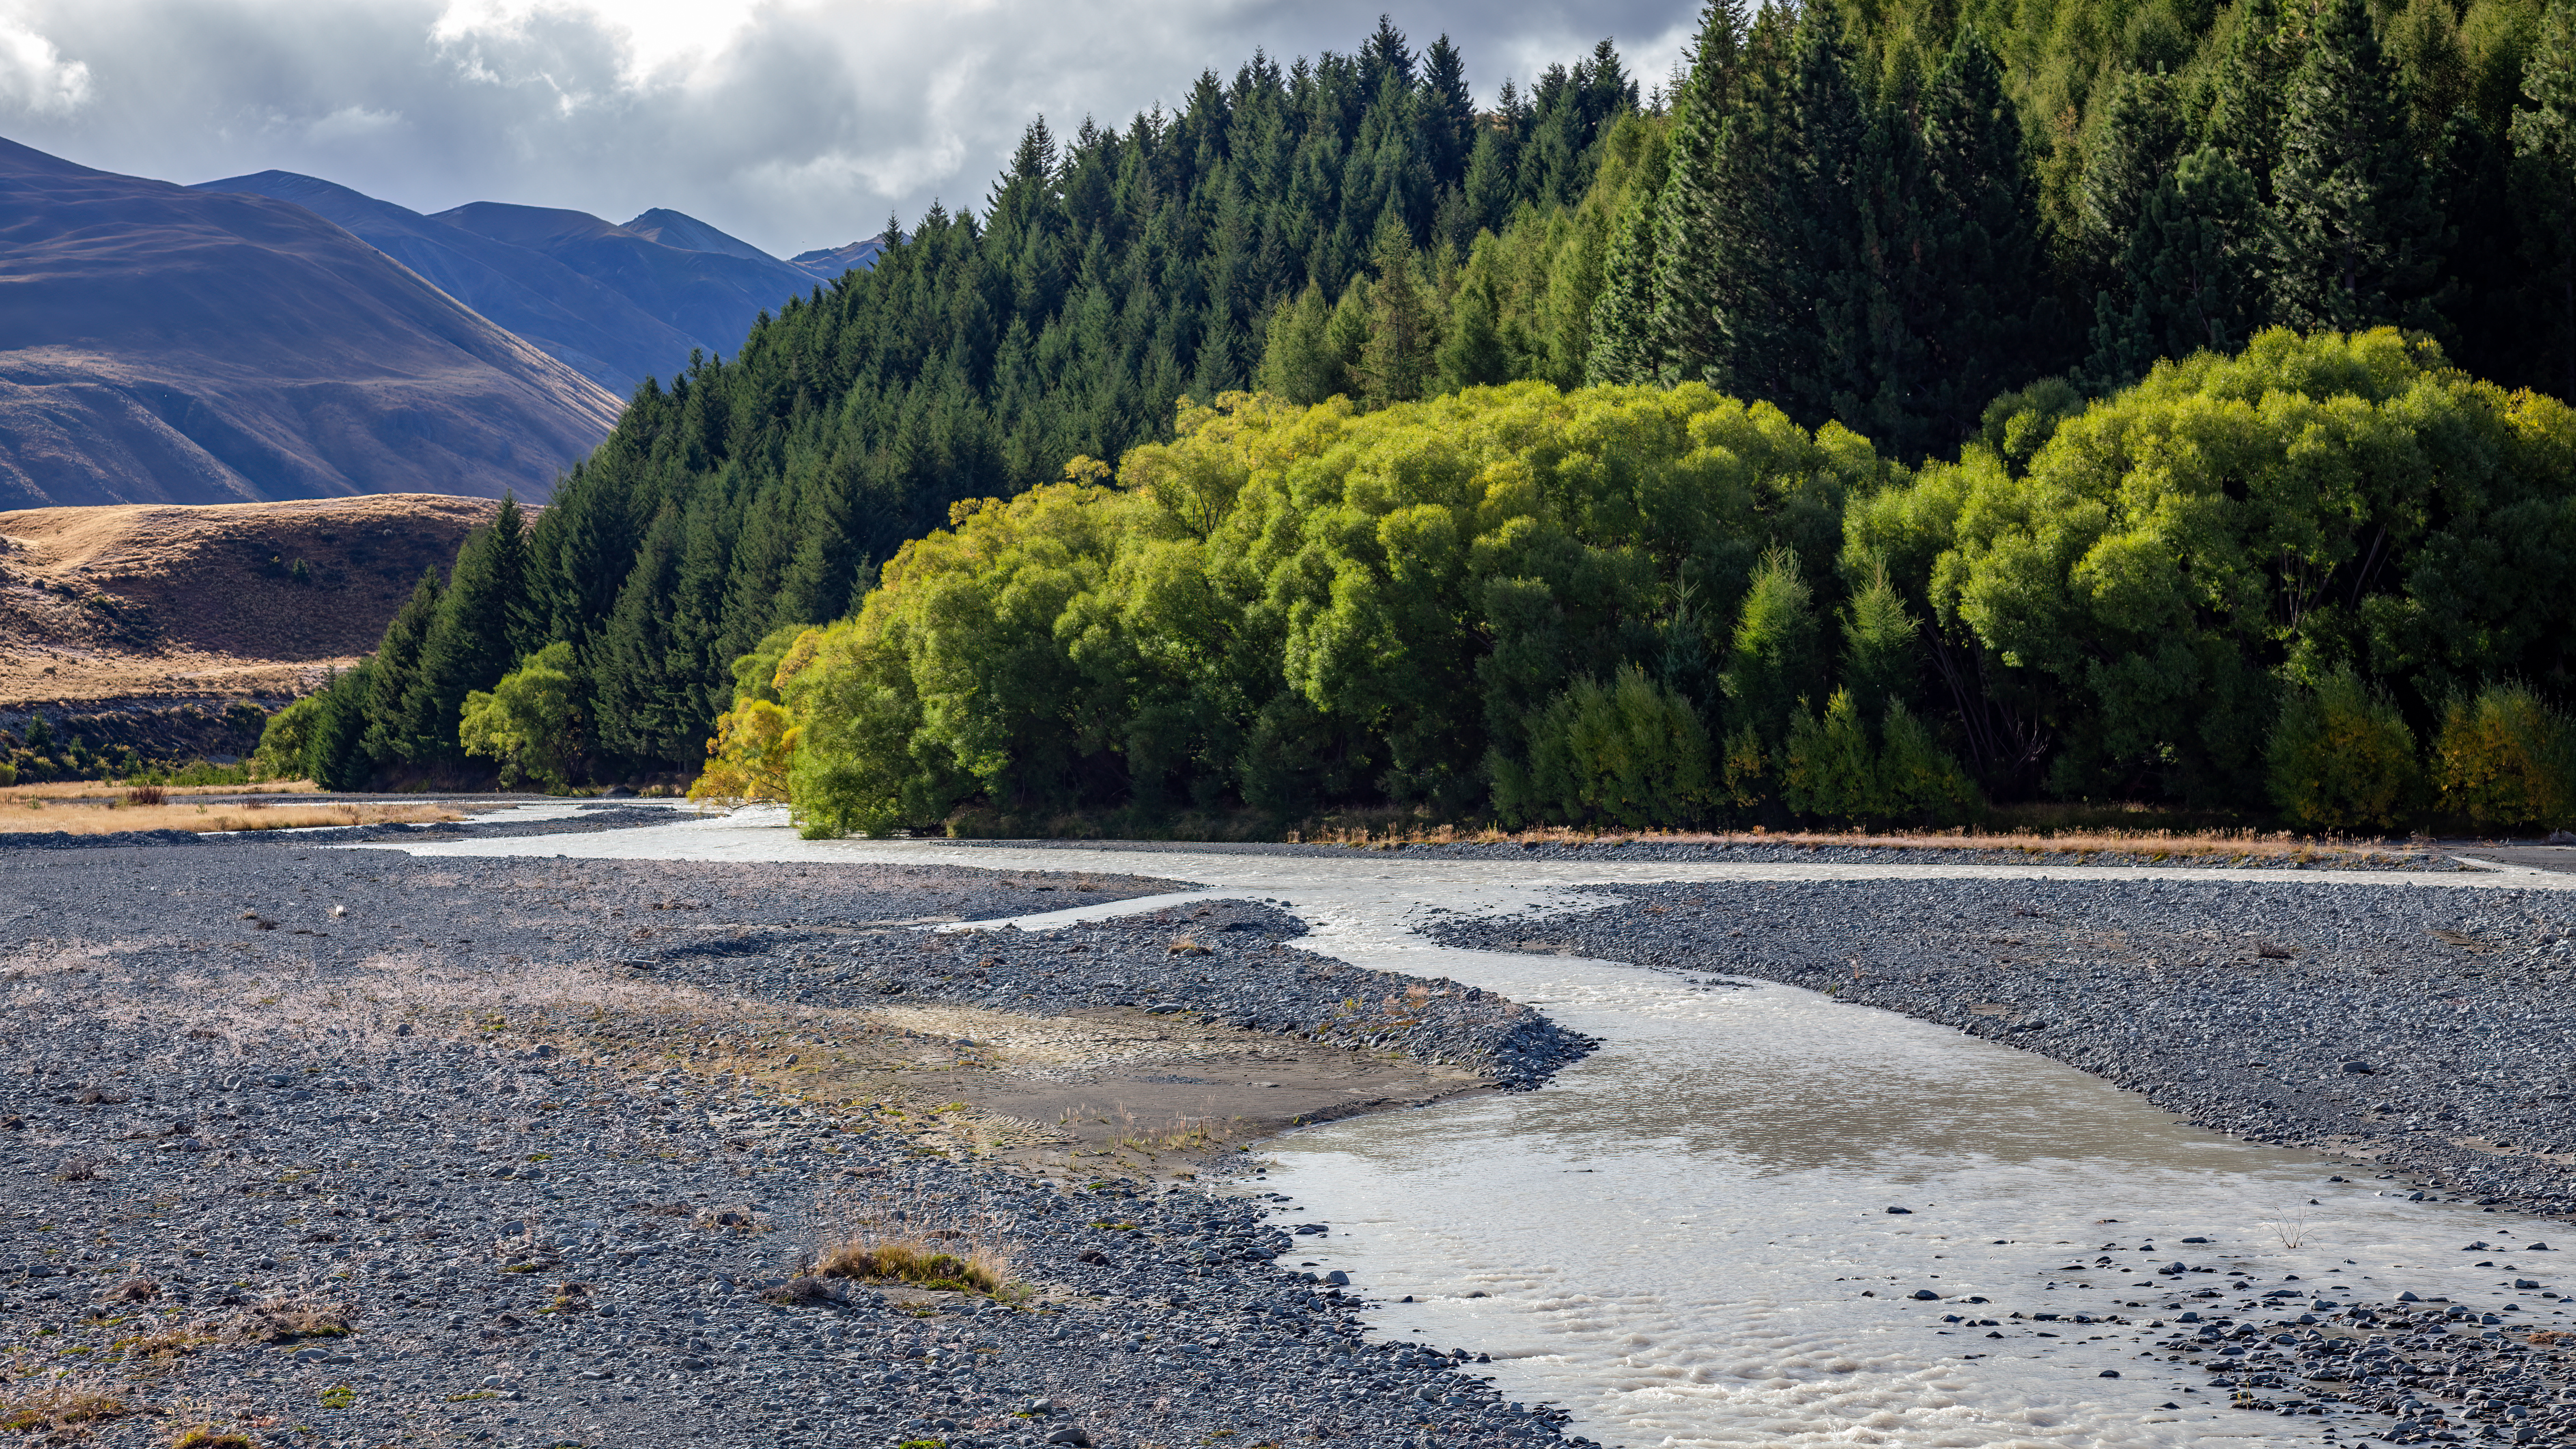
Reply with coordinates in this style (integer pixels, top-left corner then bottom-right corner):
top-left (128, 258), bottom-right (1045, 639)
top-left (0, 0), bottom-right (1698, 258)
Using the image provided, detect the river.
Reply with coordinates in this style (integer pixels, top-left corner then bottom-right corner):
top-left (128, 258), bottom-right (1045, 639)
top-left (372, 806), bottom-right (2576, 1447)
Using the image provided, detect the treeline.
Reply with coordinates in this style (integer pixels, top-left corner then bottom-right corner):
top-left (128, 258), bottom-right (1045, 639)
top-left (692, 332), bottom-right (2576, 836)
top-left (287, 1), bottom-right (2576, 826)
top-left (273, 19), bottom-right (1647, 786)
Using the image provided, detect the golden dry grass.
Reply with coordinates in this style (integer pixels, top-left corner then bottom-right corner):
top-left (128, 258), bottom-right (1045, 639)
top-left (0, 1357), bottom-right (138, 1436)
top-left (812, 1191), bottom-right (1017, 1297)
top-left (1304, 819), bottom-right (2426, 864)
top-left (0, 795), bottom-right (453, 834)
top-left (0, 780), bottom-right (319, 806)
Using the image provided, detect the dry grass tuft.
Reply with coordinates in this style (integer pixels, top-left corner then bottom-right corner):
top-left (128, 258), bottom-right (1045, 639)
top-left (0, 1361), bottom-right (138, 1437)
top-left (815, 1236), bottom-right (1014, 1296)
top-left (169, 1429), bottom-right (255, 1449)
top-left (122, 785), bottom-right (166, 807)
top-left (229, 1290), bottom-right (353, 1344)
top-left (812, 1190), bottom-right (1018, 1299)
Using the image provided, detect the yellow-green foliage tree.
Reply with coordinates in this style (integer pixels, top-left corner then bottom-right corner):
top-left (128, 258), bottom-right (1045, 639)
top-left (457, 642), bottom-right (580, 792)
top-left (741, 382), bottom-right (1918, 834)
top-left (1849, 328), bottom-right (2576, 804)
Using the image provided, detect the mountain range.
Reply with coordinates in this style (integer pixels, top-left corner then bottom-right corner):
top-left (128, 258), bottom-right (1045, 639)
top-left (0, 135), bottom-right (885, 509)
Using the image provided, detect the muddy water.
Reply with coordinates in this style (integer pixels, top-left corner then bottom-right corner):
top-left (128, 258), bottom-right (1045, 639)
top-left (368, 809), bottom-right (2576, 1447)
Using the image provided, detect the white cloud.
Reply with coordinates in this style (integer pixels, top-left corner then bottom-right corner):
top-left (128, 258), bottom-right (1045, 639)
top-left (0, 0), bottom-right (1698, 254)
top-left (0, 19), bottom-right (90, 115)
top-left (303, 103), bottom-right (403, 141)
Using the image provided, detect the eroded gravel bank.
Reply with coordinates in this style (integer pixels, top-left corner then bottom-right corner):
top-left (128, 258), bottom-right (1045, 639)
top-left (1429, 875), bottom-right (2576, 1442)
top-left (0, 818), bottom-right (1588, 1449)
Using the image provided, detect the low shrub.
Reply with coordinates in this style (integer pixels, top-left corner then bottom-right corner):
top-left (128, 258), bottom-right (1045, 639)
top-left (2433, 683), bottom-right (2576, 830)
top-left (1779, 692), bottom-right (1978, 824)
top-left (2265, 666), bottom-right (2423, 831)
top-left (1493, 665), bottom-right (1712, 828)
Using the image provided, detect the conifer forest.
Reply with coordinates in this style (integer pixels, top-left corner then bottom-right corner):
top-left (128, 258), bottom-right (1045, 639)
top-left (269, 6), bottom-right (2576, 835)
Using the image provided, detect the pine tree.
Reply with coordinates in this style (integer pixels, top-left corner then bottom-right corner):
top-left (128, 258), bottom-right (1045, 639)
top-left (1357, 210), bottom-right (1440, 405)
top-left (1585, 131), bottom-right (1671, 384)
top-left (1420, 35), bottom-right (1477, 191)
top-left (1911, 26), bottom-right (2046, 448)
top-left (1754, 6), bottom-right (1871, 431)
top-left (2078, 70), bottom-right (2190, 269)
top-left (1434, 258), bottom-right (1510, 390)
top-left (2268, 0), bottom-right (2449, 333)
top-left (402, 498), bottom-right (530, 767)
top-left (2087, 147), bottom-right (2264, 386)
top-left (1648, 0), bottom-right (1754, 387)
top-left (361, 568), bottom-right (441, 769)
top-left (1257, 282), bottom-right (1352, 403)
top-left (594, 505), bottom-right (688, 768)
top-left (2205, 0), bottom-right (2300, 203)
top-left (2513, 0), bottom-right (2576, 401)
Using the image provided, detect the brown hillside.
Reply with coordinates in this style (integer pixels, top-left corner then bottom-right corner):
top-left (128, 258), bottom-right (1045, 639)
top-left (0, 494), bottom-right (495, 709)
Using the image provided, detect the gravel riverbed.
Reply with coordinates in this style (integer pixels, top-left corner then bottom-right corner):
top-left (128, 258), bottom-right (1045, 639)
top-left (1429, 873), bottom-right (2576, 1444)
top-left (0, 815), bottom-right (1589, 1449)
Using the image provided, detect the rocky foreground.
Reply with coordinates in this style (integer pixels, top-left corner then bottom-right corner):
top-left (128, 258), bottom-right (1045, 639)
top-left (0, 819), bottom-right (1591, 1449)
top-left (1429, 868), bottom-right (2576, 1444)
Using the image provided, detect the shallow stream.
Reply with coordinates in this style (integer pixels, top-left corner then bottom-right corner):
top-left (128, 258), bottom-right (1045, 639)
top-left (376, 808), bottom-right (2576, 1447)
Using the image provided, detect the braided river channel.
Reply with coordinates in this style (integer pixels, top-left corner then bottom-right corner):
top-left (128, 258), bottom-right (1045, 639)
top-left (382, 807), bottom-right (2576, 1448)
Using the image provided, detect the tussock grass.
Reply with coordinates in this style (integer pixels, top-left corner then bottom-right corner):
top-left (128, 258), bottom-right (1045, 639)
top-left (0, 1357), bottom-right (138, 1436)
top-left (229, 1289), bottom-right (353, 1344)
top-left (812, 1191), bottom-right (1017, 1298)
top-left (815, 1236), bottom-right (1013, 1296)
top-left (0, 796), bottom-right (455, 835)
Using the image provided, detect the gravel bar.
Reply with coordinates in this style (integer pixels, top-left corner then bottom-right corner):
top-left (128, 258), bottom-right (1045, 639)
top-left (0, 811), bottom-right (1591, 1449)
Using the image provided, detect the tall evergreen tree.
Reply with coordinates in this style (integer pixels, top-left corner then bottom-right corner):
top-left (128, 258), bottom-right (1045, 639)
top-left (2086, 147), bottom-right (2265, 385)
top-left (2078, 70), bottom-right (2191, 269)
top-left (360, 568), bottom-right (440, 769)
top-left (1647, 0), bottom-right (1754, 386)
top-left (1585, 130), bottom-right (1671, 385)
top-left (2267, 0), bottom-right (2449, 332)
top-left (1357, 211), bottom-right (1441, 404)
top-left (402, 497), bottom-right (530, 767)
top-left (1420, 35), bottom-right (1477, 191)
top-left (2204, 0), bottom-right (2300, 203)
top-left (1751, 6), bottom-right (1872, 430)
top-left (1905, 26), bottom-right (2045, 450)
top-left (2513, 0), bottom-right (2576, 400)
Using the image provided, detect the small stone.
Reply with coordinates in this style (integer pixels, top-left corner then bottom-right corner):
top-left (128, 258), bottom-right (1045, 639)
top-left (1911, 1289), bottom-right (1940, 1301)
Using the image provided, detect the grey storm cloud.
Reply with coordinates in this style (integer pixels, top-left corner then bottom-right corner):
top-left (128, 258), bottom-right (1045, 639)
top-left (0, 0), bottom-right (1700, 257)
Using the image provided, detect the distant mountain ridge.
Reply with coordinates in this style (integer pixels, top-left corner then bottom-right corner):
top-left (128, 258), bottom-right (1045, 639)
top-left (197, 170), bottom-right (702, 398)
top-left (198, 177), bottom-right (854, 396)
top-left (0, 137), bottom-right (621, 509)
top-left (430, 201), bottom-right (821, 379)
top-left (790, 235), bottom-right (893, 279)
